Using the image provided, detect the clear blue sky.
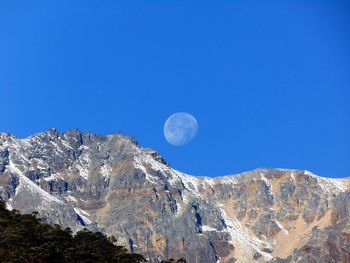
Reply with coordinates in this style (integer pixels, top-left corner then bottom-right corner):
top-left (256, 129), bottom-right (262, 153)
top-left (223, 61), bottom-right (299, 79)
top-left (1, 1), bottom-right (349, 178)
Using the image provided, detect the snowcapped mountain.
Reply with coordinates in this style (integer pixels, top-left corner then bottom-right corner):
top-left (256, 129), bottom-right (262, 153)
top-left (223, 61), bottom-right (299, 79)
top-left (0, 129), bottom-right (349, 262)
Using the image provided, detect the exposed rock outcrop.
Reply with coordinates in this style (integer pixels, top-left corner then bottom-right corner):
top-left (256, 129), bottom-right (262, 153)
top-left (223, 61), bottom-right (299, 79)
top-left (0, 129), bottom-right (349, 262)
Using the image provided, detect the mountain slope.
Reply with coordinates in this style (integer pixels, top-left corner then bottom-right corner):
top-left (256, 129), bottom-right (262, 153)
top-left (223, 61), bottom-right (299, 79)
top-left (0, 199), bottom-right (146, 263)
top-left (0, 129), bottom-right (349, 262)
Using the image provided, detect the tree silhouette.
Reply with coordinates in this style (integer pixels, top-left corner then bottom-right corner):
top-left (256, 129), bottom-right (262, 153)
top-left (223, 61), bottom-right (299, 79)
top-left (0, 200), bottom-right (186, 263)
top-left (0, 200), bottom-right (146, 263)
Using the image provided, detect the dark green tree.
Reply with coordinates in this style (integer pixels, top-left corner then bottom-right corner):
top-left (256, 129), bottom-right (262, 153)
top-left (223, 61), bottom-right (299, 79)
top-left (0, 200), bottom-right (146, 263)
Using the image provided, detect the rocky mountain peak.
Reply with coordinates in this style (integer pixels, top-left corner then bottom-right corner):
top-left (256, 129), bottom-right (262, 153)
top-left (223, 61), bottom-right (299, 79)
top-left (0, 129), bottom-right (349, 262)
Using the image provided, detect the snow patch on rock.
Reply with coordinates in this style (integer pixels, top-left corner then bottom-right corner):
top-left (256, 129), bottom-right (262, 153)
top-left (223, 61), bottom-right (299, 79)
top-left (202, 225), bottom-right (217, 232)
top-left (74, 207), bottom-right (91, 224)
top-left (219, 205), bottom-right (272, 262)
top-left (9, 161), bottom-right (63, 204)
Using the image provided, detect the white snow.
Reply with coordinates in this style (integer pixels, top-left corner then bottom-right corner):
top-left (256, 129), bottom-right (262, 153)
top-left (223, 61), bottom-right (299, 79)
top-left (215, 175), bottom-right (238, 186)
top-left (134, 148), bottom-right (216, 201)
top-left (50, 141), bottom-right (64, 154)
top-left (202, 225), bottom-right (217, 232)
top-left (18, 138), bottom-right (31, 148)
top-left (202, 177), bottom-right (216, 188)
top-left (19, 154), bottom-right (29, 162)
top-left (8, 161), bottom-right (63, 204)
top-left (260, 173), bottom-right (273, 195)
top-left (325, 178), bottom-right (348, 192)
top-left (183, 191), bottom-right (191, 202)
top-left (290, 171), bottom-right (295, 180)
top-left (74, 149), bottom-right (91, 180)
top-left (61, 140), bottom-right (73, 149)
top-left (219, 205), bottom-right (272, 262)
top-left (176, 191), bottom-right (190, 216)
top-left (133, 155), bottom-right (159, 185)
top-left (76, 163), bottom-right (89, 180)
top-left (172, 170), bottom-right (202, 197)
top-left (6, 202), bottom-right (13, 210)
top-left (80, 151), bottom-right (90, 165)
top-left (74, 207), bottom-right (91, 224)
top-left (304, 171), bottom-right (347, 193)
top-left (100, 163), bottom-right (112, 179)
top-left (32, 158), bottom-right (48, 170)
top-left (65, 195), bottom-right (78, 203)
top-left (275, 220), bottom-right (289, 234)
top-left (43, 173), bottom-right (62, 181)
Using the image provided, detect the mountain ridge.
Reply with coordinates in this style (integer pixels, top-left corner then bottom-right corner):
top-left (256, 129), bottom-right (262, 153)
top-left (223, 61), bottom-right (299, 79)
top-left (1, 129), bottom-right (349, 262)
top-left (1, 128), bottom-right (347, 179)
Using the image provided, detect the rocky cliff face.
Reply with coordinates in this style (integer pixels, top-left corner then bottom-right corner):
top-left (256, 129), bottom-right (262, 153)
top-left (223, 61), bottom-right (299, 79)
top-left (0, 129), bottom-right (349, 263)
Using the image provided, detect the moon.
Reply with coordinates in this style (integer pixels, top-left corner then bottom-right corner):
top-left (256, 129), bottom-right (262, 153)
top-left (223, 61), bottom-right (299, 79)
top-left (164, 112), bottom-right (199, 146)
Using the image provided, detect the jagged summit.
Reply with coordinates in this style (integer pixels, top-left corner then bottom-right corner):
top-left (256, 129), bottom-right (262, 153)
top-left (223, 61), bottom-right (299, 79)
top-left (0, 129), bottom-right (349, 262)
top-left (0, 128), bottom-right (331, 179)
